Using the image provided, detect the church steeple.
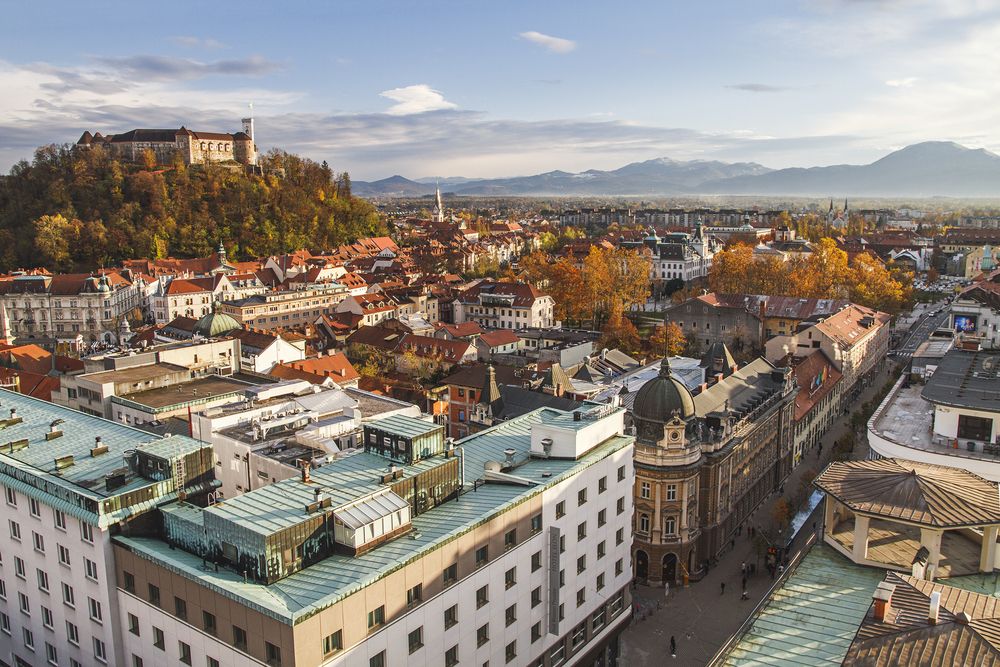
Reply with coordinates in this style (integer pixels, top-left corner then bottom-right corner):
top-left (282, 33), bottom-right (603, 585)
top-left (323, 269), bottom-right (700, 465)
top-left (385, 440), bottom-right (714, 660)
top-left (432, 183), bottom-right (444, 223)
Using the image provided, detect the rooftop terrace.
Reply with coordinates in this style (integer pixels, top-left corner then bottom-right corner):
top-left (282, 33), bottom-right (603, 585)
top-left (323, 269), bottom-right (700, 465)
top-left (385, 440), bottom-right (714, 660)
top-left (116, 375), bottom-right (249, 410)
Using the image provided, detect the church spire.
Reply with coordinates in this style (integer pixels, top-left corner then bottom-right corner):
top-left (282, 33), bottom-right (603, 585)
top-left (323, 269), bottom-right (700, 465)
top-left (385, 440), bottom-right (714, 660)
top-left (432, 183), bottom-right (444, 223)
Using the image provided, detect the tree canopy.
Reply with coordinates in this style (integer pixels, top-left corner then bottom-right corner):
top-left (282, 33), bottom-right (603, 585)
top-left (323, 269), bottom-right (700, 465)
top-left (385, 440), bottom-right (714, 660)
top-left (0, 144), bottom-right (385, 272)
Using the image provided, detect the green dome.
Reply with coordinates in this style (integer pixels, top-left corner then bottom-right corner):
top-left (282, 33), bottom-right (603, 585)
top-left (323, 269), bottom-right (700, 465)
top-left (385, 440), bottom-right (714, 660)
top-left (193, 308), bottom-right (241, 338)
top-left (632, 359), bottom-right (695, 422)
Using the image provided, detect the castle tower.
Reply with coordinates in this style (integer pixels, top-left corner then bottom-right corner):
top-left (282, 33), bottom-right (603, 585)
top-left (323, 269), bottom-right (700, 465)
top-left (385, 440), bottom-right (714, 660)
top-left (240, 103), bottom-right (258, 166)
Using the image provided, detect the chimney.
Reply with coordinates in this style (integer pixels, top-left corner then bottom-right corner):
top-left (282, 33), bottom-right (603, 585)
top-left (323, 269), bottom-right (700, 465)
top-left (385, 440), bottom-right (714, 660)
top-left (301, 460), bottom-right (311, 484)
top-left (928, 590), bottom-right (941, 625)
top-left (872, 582), bottom-right (895, 622)
top-left (313, 488), bottom-right (321, 502)
top-left (9, 408), bottom-right (16, 420)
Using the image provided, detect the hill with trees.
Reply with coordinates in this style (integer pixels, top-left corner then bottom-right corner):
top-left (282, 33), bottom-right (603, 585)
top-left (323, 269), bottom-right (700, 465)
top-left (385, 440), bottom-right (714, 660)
top-left (0, 144), bottom-right (384, 272)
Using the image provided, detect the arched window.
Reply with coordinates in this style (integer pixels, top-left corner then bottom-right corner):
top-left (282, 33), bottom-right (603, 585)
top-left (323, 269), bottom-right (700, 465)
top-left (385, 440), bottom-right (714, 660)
top-left (200, 142), bottom-right (205, 150)
top-left (664, 516), bottom-right (676, 536)
top-left (638, 513), bottom-right (650, 534)
top-left (208, 143), bottom-right (214, 151)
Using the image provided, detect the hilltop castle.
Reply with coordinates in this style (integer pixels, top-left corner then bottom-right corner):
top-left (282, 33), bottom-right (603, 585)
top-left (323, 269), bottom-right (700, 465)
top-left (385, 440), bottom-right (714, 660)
top-left (76, 115), bottom-right (258, 167)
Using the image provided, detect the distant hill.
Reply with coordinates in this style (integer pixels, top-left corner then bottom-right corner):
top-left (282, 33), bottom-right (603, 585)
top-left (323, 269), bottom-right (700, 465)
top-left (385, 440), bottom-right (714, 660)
top-left (353, 142), bottom-right (1000, 198)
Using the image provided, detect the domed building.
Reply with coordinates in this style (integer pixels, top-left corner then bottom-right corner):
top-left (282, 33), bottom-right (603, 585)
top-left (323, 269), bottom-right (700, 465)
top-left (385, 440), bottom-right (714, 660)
top-left (192, 305), bottom-right (242, 338)
top-left (629, 348), bottom-right (797, 585)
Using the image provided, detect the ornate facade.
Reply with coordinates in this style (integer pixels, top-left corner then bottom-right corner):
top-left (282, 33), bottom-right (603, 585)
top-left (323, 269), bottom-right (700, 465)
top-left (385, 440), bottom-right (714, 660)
top-left (629, 345), bottom-right (796, 585)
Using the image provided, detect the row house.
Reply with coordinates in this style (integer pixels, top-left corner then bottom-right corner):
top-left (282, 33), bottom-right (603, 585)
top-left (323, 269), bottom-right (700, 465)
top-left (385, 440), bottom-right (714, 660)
top-left (220, 282), bottom-right (350, 332)
top-left (787, 350), bottom-right (844, 465)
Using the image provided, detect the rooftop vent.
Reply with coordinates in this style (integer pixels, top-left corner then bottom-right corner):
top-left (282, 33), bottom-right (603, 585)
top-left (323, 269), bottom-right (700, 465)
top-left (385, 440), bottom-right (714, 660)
top-left (928, 590), bottom-right (941, 625)
top-left (503, 448), bottom-right (517, 468)
top-left (54, 455), bottom-right (74, 471)
top-left (91, 436), bottom-right (109, 458)
top-left (46, 419), bottom-right (64, 441)
top-left (5, 438), bottom-right (29, 453)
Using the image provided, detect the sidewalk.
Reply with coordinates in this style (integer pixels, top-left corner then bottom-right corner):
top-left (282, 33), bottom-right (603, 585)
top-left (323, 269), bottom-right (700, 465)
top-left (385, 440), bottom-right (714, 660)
top-left (618, 361), bottom-right (899, 665)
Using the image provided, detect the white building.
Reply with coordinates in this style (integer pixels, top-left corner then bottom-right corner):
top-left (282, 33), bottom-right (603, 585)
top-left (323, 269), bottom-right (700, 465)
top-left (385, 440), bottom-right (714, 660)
top-left (454, 281), bottom-right (556, 330)
top-left (113, 402), bottom-right (634, 667)
top-left (0, 390), bottom-right (215, 667)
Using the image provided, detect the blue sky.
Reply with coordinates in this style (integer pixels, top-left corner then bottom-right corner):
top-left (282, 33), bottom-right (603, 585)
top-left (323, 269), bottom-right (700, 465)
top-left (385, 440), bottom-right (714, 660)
top-left (2, 0), bottom-right (999, 179)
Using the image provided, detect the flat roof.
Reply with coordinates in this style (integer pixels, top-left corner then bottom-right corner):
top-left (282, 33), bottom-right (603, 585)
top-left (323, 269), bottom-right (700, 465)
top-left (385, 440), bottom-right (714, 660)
top-left (115, 407), bottom-right (633, 623)
top-left (82, 362), bottom-right (188, 385)
top-left (922, 349), bottom-right (1000, 412)
top-left (117, 376), bottom-right (249, 409)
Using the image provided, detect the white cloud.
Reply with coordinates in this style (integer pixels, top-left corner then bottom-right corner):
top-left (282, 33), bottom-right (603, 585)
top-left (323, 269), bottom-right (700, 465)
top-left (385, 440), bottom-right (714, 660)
top-left (518, 31), bottom-right (576, 54)
top-left (885, 77), bottom-right (918, 87)
top-left (379, 84), bottom-right (457, 115)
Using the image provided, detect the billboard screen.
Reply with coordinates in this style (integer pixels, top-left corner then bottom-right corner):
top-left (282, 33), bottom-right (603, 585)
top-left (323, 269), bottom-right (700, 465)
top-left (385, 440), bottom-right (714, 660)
top-left (954, 314), bottom-right (978, 333)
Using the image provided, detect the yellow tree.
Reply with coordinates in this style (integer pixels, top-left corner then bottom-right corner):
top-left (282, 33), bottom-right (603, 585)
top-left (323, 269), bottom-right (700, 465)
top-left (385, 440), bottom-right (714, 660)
top-left (546, 259), bottom-right (589, 324)
top-left (583, 246), bottom-right (650, 327)
top-left (650, 322), bottom-right (686, 357)
top-left (598, 306), bottom-right (640, 356)
top-left (708, 243), bottom-right (754, 294)
top-left (849, 253), bottom-right (907, 313)
top-left (806, 238), bottom-right (850, 298)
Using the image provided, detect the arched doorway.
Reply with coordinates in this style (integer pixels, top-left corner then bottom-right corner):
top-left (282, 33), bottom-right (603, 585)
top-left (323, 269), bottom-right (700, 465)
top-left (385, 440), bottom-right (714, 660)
top-left (635, 550), bottom-right (649, 581)
top-left (662, 553), bottom-right (677, 583)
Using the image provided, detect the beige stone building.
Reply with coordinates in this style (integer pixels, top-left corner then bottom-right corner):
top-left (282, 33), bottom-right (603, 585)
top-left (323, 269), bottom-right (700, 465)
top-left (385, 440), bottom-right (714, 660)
top-left (76, 117), bottom-right (258, 166)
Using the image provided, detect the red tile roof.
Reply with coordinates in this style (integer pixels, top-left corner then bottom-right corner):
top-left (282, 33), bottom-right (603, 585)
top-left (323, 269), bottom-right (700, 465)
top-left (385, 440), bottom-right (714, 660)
top-left (790, 350), bottom-right (843, 421)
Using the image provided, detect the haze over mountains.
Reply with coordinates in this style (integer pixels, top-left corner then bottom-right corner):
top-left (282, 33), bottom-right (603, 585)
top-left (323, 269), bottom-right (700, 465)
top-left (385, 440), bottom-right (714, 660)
top-left (353, 142), bottom-right (1000, 198)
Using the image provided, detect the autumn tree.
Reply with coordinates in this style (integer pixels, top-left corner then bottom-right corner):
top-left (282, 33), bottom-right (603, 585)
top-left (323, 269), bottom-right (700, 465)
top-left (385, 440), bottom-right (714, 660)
top-left (649, 322), bottom-right (686, 358)
top-left (708, 243), bottom-right (754, 294)
top-left (32, 214), bottom-right (73, 270)
top-left (582, 246), bottom-right (650, 328)
top-left (850, 253), bottom-right (907, 313)
top-left (598, 306), bottom-right (640, 356)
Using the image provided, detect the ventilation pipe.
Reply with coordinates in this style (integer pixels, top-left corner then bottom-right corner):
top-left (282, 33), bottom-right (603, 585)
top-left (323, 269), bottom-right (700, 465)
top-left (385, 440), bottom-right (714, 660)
top-left (928, 591), bottom-right (941, 625)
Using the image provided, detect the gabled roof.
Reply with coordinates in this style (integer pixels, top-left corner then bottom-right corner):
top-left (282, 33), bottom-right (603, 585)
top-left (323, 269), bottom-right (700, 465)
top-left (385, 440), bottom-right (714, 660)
top-left (271, 353), bottom-right (359, 385)
top-left (813, 303), bottom-right (891, 349)
top-left (814, 458), bottom-right (1000, 528)
top-left (789, 350), bottom-right (842, 421)
top-left (479, 330), bottom-right (521, 347)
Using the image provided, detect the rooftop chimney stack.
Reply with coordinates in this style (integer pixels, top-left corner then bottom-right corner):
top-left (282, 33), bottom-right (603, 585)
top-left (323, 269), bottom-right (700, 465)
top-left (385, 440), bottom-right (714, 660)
top-left (872, 582), bottom-right (895, 623)
top-left (928, 590), bottom-right (941, 625)
top-left (301, 460), bottom-right (311, 484)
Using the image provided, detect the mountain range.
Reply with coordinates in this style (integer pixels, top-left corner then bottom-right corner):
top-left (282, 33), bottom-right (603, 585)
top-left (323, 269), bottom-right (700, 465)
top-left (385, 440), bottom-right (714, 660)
top-left (352, 142), bottom-right (1000, 198)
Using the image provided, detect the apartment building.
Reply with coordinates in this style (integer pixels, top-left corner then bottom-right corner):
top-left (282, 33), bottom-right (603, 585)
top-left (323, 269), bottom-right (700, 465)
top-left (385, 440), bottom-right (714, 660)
top-left (0, 390), bottom-right (215, 667)
top-left (113, 402), bottom-right (634, 667)
top-left (219, 283), bottom-right (349, 332)
top-left (453, 281), bottom-right (556, 330)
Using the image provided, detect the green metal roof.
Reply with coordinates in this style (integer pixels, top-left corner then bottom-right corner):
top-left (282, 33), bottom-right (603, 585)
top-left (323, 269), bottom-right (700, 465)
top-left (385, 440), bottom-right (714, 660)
top-left (366, 413), bottom-right (444, 439)
top-left (720, 544), bottom-right (884, 666)
top-left (115, 407), bottom-right (633, 624)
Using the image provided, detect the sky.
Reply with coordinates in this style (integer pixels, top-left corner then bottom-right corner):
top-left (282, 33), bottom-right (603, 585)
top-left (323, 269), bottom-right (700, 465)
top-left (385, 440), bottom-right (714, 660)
top-left (1, 0), bottom-right (999, 180)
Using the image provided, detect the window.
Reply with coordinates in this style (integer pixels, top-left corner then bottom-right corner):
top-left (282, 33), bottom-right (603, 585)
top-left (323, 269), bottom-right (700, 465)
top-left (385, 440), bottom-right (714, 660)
top-left (370, 652), bottom-right (386, 667)
top-left (123, 570), bottom-right (135, 592)
top-left (37, 568), bottom-right (49, 592)
top-left (618, 465), bottom-right (626, 482)
top-left (32, 531), bottom-right (45, 552)
top-left (560, 569), bottom-right (566, 587)
top-left (29, 497), bottom-right (40, 517)
top-left (551, 643), bottom-right (566, 665)
top-left (19, 592), bottom-right (30, 615)
top-left (572, 622), bottom-right (586, 648)
top-left (617, 497), bottom-right (625, 515)
top-left (638, 513), bottom-right (650, 533)
top-left (577, 588), bottom-right (586, 607)
top-left (128, 613), bottom-right (140, 636)
top-left (615, 559), bottom-right (624, 576)
top-left (58, 545), bottom-right (71, 566)
top-left (531, 513), bottom-right (542, 534)
top-left (42, 605), bottom-right (53, 629)
top-left (532, 621), bottom-right (542, 642)
top-left (477, 623), bottom-right (490, 647)
top-left (85, 558), bottom-right (98, 581)
top-left (445, 645), bottom-right (459, 667)
top-left (265, 642), bottom-right (281, 666)
top-left (208, 659), bottom-right (220, 667)
top-left (4, 486), bottom-right (15, 506)
top-left (597, 573), bottom-right (606, 591)
top-left (180, 641), bottom-right (193, 665)
top-left (15, 556), bottom-right (25, 578)
top-left (80, 522), bottom-right (94, 543)
top-left (174, 596), bottom-right (187, 620)
top-left (505, 603), bottom-right (517, 627)
top-left (62, 583), bottom-right (75, 607)
top-left (556, 501), bottom-right (566, 518)
top-left (23, 627), bottom-right (35, 650)
top-left (202, 610), bottom-right (216, 635)
top-left (148, 584), bottom-right (160, 606)
top-left (444, 604), bottom-right (458, 629)
top-left (0, 612), bottom-right (8, 635)
top-left (666, 484), bottom-right (677, 501)
top-left (9, 519), bottom-right (21, 541)
top-left (598, 509), bottom-right (607, 527)
top-left (66, 621), bottom-right (79, 646)
top-left (578, 489), bottom-right (587, 506)
top-left (475, 545), bottom-right (489, 567)
top-left (598, 540), bottom-right (606, 559)
top-left (443, 562), bottom-right (458, 586)
top-left (532, 551), bottom-right (542, 572)
top-left (367, 605), bottom-right (385, 631)
top-left (94, 637), bottom-right (107, 663)
top-left (577, 521), bottom-right (587, 540)
top-left (45, 642), bottom-right (58, 665)
top-left (477, 585), bottom-right (489, 608)
top-left (88, 597), bottom-right (102, 623)
top-left (577, 555), bottom-right (587, 574)
top-left (407, 584), bottom-right (422, 608)
top-left (665, 516), bottom-right (677, 535)
top-left (616, 528), bottom-right (624, 546)
top-left (506, 640), bottom-right (517, 663)
top-left (531, 586), bottom-right (542, 608)
top-left (322, 630), bottom-right (342, 656)
top-left (504, 528), bottom-right (517, 550)
top-left (233, 625), bottom-right (247, 651)
top-left (640, 481), bottom-right (651, 499)
top-left (54, 510), bottom-right (66, 531)
top-left (133, 656), bottom-right (144, 667)
top-left (560, 535), bottom-right (566, 553)
top-left (593, 607), bottom-right (607, 631)
top-left (408, 627), bottom-right (424, 653)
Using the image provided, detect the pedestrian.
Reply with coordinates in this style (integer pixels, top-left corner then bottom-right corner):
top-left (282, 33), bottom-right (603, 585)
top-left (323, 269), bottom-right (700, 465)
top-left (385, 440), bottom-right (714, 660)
top-left (720, 582), bottom-right (726, 595)
top-left (741, 561), bottom-right (746, 575)
top-left (741, 588), bottom-right (749, 600)
top-left (670, 635), bottom-right (677, 657)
